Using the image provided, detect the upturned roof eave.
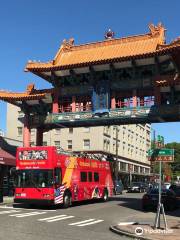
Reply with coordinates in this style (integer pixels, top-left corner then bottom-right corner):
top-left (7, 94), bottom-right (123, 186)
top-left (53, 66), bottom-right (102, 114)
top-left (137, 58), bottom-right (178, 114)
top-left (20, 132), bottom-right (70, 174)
top-left (25, 44), bottom-right (180, 73)
top-left (0, 87), bottom-right (55, 102)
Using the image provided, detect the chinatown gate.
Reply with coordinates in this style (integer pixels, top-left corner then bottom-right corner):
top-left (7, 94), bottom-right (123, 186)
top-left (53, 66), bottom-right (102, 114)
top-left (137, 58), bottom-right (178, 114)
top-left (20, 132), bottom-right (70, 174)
top-left (0, 23), bottom-right (180, 182)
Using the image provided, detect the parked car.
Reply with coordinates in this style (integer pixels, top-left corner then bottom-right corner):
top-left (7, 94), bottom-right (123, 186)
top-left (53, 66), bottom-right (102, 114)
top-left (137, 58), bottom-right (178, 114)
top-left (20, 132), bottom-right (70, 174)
top-left (113, 180), bottom-right (124, 195)
top-left (169, 184), bottom-right (180, 207)
top-left (142, 188), bottom-right (178, 211)
top-left (127, 182), bottom-right (147, 193)
top-left (162, 182), bottom-right (171, 190)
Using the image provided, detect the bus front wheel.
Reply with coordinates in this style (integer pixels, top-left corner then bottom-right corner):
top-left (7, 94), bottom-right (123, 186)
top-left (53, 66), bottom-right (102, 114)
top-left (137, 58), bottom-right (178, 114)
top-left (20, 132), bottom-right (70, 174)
top-left (63, 193), bottom-right (72, 208)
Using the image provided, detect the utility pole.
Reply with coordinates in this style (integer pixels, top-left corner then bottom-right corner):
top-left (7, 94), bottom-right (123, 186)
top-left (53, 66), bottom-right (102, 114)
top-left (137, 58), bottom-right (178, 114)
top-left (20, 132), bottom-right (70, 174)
top-left (154, 135), bottom-right (167, 230)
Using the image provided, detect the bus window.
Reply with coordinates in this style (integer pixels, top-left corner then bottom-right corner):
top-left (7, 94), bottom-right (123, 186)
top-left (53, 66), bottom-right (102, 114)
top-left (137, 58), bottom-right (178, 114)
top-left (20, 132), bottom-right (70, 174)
top-left (94, 172), bottom-right (99, 182)
top-left (80, 172), bottom-right (87, 182)
top-left (88, 172), bottom-right (92, 182)
top-left (54, 168), bottom-right (62, 185)
top-left (14, 170), bottom-right (53, 188)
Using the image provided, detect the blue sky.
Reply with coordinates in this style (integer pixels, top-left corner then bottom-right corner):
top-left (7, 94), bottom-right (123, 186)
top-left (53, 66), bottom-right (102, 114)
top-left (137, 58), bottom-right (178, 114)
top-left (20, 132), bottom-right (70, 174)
top-left (0, 0), bottom-right (180, 143)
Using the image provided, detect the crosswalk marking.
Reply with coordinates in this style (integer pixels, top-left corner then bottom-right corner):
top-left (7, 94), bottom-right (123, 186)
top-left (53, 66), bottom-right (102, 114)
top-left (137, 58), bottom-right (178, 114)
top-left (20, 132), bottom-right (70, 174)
top-left (38, 215), bottom-right (67, 221)
top-left (47, 216), bottom-right (74, 222)
top-left (0, 205), bottom-right (56, 211)
top-left (69, 219), bottom-right (95, 226)
top-left (0, 210), bottom-right (21, 214)
top-left (78, 219), bottom-right (104, 226)
top-left (9, 211), bottom-right (47, 217)
top-left (0, 206), bottom-right (105, 227)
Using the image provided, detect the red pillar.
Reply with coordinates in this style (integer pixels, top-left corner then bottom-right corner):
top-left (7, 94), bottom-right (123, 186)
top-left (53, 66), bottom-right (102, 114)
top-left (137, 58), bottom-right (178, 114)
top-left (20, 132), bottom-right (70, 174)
top-left (23, 114), bottom-right (30, 147)
top-left (132, 89), bottom-right (137, 107)
top-left (111, 92), bottom-right (116, 109)
top-left (140, 97), bottom-right (144, 106)
top-left (36, 128), bottom-right (43, 146)
top-left (52, 90), bottom-right (59, 113)
top-left (154, 87), bottom-right (161, 106)
top-left (72, 96), bottom-right (76, 112)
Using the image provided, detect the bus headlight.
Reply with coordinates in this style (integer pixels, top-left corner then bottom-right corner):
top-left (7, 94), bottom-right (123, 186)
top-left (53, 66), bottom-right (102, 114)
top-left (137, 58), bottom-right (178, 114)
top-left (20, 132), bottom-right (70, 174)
top-left (16, 193), bottom-right (26, 197)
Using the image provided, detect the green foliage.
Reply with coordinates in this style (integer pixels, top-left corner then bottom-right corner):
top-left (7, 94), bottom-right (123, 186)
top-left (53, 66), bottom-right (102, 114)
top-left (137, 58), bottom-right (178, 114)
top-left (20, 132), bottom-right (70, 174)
top-left (165, 142), bottom-right (180, 163)
top-left (152, 142), bottom-right (180, 177)
top-left (165, 142), bottom-right (180, 177)
top-left (153, 162), bottom-right (165, 174)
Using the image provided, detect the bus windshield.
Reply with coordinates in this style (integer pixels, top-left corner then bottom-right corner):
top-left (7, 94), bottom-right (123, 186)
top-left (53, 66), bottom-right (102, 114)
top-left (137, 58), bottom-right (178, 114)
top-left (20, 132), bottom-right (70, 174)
top-left (15, 169), bottom-right (53, 188)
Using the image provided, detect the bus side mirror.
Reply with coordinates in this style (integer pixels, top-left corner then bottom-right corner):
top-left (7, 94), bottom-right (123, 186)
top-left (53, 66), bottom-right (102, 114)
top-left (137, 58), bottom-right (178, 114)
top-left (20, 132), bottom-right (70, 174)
top-left (51, 180), bottom-right (55, 185)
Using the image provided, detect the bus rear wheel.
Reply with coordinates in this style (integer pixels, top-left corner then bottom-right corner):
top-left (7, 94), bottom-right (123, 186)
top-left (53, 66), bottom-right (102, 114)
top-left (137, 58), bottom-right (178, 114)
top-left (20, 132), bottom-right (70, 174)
top-left (103, 189), bottom-right (109, 202)
top-left (63, 193), bottom-right (72, 208)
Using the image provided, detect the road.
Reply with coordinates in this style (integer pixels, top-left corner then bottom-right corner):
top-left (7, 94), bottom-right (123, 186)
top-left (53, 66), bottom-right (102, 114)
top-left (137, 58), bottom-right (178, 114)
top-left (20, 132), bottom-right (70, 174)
top-left (0, 193), bottom-right (178, 240)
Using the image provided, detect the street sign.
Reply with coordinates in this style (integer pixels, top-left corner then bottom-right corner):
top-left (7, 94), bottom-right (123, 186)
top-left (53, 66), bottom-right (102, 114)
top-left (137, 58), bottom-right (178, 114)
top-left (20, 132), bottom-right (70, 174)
top-left (148, 149), bottom-right (174, 162)
top-left (157, 135), bottom-right (164, 144)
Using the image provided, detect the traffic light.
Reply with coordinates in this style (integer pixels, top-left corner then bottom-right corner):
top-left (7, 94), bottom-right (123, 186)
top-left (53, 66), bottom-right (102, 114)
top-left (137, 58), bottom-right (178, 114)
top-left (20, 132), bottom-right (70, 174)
top-left (157, 135), bottom-right (164, 144)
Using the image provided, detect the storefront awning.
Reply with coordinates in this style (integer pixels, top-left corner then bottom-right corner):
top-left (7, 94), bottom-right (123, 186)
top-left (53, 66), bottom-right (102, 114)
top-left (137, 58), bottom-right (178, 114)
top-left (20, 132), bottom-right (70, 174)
top-left (0, 149), bottom-right (15, 166)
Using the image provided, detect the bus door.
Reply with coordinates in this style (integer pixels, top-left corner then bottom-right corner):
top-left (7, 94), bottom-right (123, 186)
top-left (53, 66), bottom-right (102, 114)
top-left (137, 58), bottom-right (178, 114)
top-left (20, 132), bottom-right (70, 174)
top-left (54, 167), bottom-right (62, 188)
top-left (91, 171), bottom-right (101, 198)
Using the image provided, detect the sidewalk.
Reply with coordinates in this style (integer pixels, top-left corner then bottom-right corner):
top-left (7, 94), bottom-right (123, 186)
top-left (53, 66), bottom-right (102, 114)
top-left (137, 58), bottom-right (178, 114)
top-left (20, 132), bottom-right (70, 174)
top-left (110, 211), bottom-right (180, 240)
top-left (0, 196), bottom-right (14, 205)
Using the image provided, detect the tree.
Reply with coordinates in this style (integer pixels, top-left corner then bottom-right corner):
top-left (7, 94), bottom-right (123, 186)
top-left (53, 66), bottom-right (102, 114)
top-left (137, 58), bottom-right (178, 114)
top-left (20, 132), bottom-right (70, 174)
top-left (165, 142), bottom-right (180, 163)
top-left (165, 142), bottom-right (180, 179)
top-left (152, 142), bottom-right (180, 179)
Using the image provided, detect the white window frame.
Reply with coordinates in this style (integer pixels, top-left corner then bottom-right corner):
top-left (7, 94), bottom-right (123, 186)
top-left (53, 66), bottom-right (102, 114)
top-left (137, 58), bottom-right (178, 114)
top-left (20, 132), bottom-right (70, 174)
top-left (67, 140), bottom-right (73, 150)
top-left (17, 127), bottom-right (23, 136)
top-left (83, 139), bottom-right (90, 150)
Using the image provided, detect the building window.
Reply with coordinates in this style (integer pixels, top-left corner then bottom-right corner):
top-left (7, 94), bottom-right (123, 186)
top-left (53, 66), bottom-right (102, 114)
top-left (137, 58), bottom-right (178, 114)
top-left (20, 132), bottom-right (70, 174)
top-left (55, 128), bottom-right (61, 134)
top-left (17, 127), bottom-right (23, 136)
top-left (69, 128), bottom-right (73, 134)
top-left (43, 141), bottom-right (47, 146)
top-left (18, 110), bottom-right (24, 117)
top-left (107, 140), bottom-right (110, 152)
top-left (106, 126), bottom-right (111, 135)
top-left (120, 162), bottom-right (127, 171)
top-left (113, 143), bottom-right (116, 152)
top-left (84, 127), bottom-right (90, 132)
top-left (103, 139), bottom-right (106, 150)
top-left (31, 128), bottom-right (35, 136)
top-left (54, 141), bottom-right (60, 148)
top-left (134, 166), bottom-right (139, 173)
top-left (67, 140), bottom-right (72, 150)
top-left (83, 139), bottom-right (90, 150)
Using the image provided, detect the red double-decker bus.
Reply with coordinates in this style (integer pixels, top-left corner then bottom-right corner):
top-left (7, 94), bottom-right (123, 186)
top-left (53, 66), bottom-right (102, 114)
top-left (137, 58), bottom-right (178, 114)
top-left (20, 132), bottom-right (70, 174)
top-left (14, 146), bottom-right (114, 207)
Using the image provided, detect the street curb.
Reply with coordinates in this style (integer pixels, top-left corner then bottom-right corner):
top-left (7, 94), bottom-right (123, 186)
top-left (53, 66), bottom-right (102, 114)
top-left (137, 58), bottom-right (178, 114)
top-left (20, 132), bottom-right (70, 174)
top-left (0, 198), bottom-right (14, 205)
top-left (109, 225), bottom-right (154, 240)
top-left (0, 202), bottom-right (13, 205)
